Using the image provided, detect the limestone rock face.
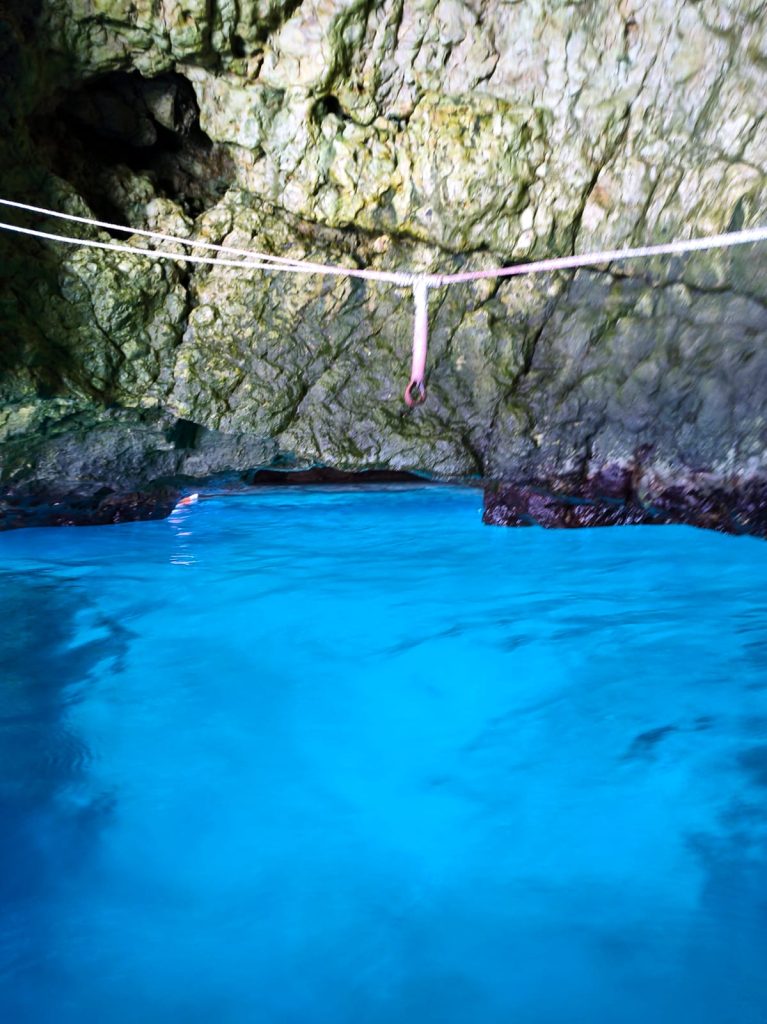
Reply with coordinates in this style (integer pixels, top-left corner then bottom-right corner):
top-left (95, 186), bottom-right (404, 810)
top-left (1, 0), bottom-right (766, 531)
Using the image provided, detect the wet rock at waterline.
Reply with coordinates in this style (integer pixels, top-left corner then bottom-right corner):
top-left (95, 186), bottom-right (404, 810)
top-left (484, 468), bottom-right (767, 538)
top-left (1, 0), bottom-right (766, 533)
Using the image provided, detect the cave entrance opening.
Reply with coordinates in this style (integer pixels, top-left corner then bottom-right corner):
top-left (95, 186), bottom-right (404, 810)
top-left (29, 70), bottom-right (235, 226)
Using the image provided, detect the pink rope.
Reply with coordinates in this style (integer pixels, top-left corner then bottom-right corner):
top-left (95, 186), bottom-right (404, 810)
top-left (3, 197), bottom-right (767, 406)
top-left (0, 199), bottom-right (416, 287)
top-left (405, 279), bottom-right (430, 406)
top-left (404, 227), bottom-right (767, 406)
top-left (438, 227), bottom-right (767, 284)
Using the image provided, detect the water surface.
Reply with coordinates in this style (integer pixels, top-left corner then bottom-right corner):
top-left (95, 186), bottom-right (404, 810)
top-left (1, 486), bottom-right (766, 1023)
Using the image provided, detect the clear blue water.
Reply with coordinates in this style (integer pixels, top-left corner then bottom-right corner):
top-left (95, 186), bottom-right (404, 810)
top-left (1, 485), bottom-right (766, 1023)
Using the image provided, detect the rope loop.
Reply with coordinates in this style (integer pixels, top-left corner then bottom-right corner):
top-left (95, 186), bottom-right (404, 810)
top-left (404, 379), bottom-right (427, 407)
top-left (405, 278), bottom-right (430, 407)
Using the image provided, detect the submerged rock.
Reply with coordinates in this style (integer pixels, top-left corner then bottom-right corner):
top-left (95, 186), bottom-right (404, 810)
top-left (0, 0), bottom-right (766, 532)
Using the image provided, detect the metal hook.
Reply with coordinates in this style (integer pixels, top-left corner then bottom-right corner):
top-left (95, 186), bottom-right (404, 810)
top-left (404, 379), bottom-right (427, 407)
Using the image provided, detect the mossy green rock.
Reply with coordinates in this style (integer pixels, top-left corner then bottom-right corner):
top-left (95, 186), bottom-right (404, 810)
top-left (1, 0), bottom-right (766, 527)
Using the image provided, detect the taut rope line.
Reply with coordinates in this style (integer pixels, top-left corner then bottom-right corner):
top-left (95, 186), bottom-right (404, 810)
top-left (2, 197), bottom-right (766, 406)
top-left (0, 199), bottom-right (418, 286)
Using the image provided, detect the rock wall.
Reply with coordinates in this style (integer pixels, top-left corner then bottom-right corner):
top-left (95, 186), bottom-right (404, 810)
top-left (1, 0), bottom-right (766, 532)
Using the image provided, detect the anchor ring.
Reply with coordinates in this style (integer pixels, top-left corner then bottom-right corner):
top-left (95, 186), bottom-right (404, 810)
top-left (404, 379), bottom-right (427, 407)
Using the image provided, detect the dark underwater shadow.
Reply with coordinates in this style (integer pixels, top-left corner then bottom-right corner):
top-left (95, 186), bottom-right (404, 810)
top-left (0, 570), bottom-right (127, 1011)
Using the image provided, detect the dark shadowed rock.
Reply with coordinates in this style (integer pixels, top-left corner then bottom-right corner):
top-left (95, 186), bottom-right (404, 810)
top-left (484, 468), bottom-right (767, 538)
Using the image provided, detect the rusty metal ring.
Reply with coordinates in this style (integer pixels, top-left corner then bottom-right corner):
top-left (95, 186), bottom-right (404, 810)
top-left (404, 379), bottom-right (427, 407)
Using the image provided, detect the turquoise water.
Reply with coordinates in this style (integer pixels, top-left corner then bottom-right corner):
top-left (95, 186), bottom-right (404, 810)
top-left (1, 485), bottom-right (766, 1023)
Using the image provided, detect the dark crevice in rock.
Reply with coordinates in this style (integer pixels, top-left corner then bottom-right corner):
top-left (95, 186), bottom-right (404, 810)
top-left (230, 34), bottom-right (247, 59)
top-left (728, 196), bottom-right (746, 232)
top-left (250, 0), bottom-right (306, 46)
top-left (29, 70), bottom-right (235, 222)
top-left (311, 95), bottom-right (353, 125)
top-left (0, 468), bottom-right (434, 531)
top-left (167, 417), bottom-right (201, 450)
top-left (570, 102), bottom-right (633, 252)
top-left (242, 467), bottom-right (429, 486)
top-left (0, 403), bottom-right (437, 530)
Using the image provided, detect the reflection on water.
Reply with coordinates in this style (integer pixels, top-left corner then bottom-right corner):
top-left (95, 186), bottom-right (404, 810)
top-left (0, 486), bottom-right (766, 1024)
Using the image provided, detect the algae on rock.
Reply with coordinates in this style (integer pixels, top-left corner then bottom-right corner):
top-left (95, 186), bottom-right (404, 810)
top-left (1, 0), bottom-right (766, 530)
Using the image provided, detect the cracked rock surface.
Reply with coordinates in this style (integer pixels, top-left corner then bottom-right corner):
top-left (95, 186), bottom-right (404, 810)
top-left (1, 0), bottom-right (766, 532)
